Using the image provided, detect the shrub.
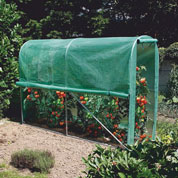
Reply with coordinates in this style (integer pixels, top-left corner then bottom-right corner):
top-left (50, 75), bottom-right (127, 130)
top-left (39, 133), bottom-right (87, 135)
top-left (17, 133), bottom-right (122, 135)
top-left (0, 0), bottom-right (23, 118)
top-left (166, 64), bottom-right (178, 99)
top-left (157, 121), bottom-right (178, 144)
top-left (11, 149), bottom-right (55, 173)
top-left (158, 101), bottom-right (178, 119)
top-left (80, 141), bottom-right (178, 178)
top-left (165, 42), bottom-right (178, 64)
top-left (159, 47), bottom-right (166, 65)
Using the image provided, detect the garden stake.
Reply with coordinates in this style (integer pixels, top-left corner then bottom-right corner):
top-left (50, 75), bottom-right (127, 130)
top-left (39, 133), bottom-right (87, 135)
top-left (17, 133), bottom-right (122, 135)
top-left (65, 92), bottom-right (68, 136)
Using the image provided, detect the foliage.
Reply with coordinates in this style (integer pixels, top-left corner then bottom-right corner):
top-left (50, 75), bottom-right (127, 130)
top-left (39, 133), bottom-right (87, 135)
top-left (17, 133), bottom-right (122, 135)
top-left (0, 0), bottom-right (23, 118)
top-left (159, 47), bottom-right (166, 65)
top-left (7, 0), bottom-right (178, 46)
top-left (165, 42), bottom-right (178, 64)
top-left (158, 64), bottom-right (178, 119)
top-left (166, 64), bottom-right (178, 99)
top-left (23, 88), bottom-right (65, 127)
top-left (11, 149), bottom-right (55, 173)
top-left (80, 140), bottom-right (178, 178)
top-left (135, 66), bottom-right (149, 135)
top-left (157, 121), bottom-right (178, 144)
top-left (158, 100), bottom-right (178, 119)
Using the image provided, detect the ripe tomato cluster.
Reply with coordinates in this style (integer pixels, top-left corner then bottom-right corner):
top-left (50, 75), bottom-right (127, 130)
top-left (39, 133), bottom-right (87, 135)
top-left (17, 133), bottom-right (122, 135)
top-left (135, 66), bottom-right (149, 136)
top-left (106, 113), bottom-right (115, 120)
top-left (86, 123), bottom-right (102, 137)
top-left (139, 134), bottom-right (152, 142)
top-left (49, 91), bottom-right (66, 126)
top-left (80, 96), bottom-right (88, 104)
top-left (26, 88), bottom-right (40, 100)
top-left (112, 130), bottom-right (126, 142)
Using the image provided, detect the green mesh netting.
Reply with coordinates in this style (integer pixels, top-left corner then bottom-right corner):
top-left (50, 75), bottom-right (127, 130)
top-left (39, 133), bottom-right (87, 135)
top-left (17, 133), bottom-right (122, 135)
top-left (16, 35), bottom-right (159, 144)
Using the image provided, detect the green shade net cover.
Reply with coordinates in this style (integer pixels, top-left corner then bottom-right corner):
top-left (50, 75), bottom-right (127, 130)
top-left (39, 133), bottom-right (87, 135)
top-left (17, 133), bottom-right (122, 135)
top-left (16, 37), bottom-right (143, 97)
top-left (16, 36), bottom-right (159, 144)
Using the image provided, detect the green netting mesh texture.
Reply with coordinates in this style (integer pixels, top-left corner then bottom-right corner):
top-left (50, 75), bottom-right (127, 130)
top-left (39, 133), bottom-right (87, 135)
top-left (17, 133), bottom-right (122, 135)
top-left (16, 36), bottom-right (150, 97)
top-left (17, 35), bottom-right (159, 144)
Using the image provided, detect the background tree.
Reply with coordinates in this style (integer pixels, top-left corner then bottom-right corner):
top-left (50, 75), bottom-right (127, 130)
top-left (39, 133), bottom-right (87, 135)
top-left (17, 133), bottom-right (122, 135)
top-left (6, 0), bottom-right (178, 47)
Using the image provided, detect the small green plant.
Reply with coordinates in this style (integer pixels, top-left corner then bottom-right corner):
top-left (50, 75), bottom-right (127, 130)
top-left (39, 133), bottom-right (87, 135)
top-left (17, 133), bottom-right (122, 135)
top-left (11, 149), bottom-right (55, 173)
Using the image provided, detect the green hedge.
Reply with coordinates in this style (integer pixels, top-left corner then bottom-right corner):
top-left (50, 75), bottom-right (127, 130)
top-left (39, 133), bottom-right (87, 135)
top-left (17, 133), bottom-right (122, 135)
top-left (0, 0), bottom-right (22, 118)
top-left (165, 42), bottom-right (178, 64)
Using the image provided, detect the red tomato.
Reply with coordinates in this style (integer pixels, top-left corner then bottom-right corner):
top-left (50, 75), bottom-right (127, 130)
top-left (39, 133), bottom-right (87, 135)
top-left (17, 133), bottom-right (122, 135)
top-left (27, 88), bottom-right (31, 93)
top-left (59, 122), bottom-right (64, 126)
top-left (81, 101), bottom-right (86, 104)
top-left (80, 96), bottom-right (84, 100)
top-left (121, 133), bottom-right (125, 137)
top-left (140, 78), bottom-right (146, 83)
top-left (56, 91), bottom-right (60, 95)
top-left (136, 67), bottom-right (140, 71)
top-left (136, 97), bottom-right (140, 103)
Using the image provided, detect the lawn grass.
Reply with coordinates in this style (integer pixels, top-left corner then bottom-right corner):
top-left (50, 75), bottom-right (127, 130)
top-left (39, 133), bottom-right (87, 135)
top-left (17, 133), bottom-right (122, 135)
top-left (0, 170), bottom-right (47, 178)
top-left (0, 163), bottom-right (47, 178)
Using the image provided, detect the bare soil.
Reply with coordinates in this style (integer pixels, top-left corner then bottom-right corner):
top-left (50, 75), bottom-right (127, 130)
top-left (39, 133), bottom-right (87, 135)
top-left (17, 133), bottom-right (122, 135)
top-left (0, 114), bottom-right (176, 178)
top-left (0, 119), bottom-right (100, 178)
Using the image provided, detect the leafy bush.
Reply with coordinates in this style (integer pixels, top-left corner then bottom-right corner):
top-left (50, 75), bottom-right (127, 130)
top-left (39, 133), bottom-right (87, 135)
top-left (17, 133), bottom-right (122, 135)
top-left (158, 100), bottom-right (178, 119)
top-left (158, 64), bottom-right (178, 119)
top-left (80, 141), bottom-right (178, 178)
top-left (166, 64), bottom-right (178, 100)
top-left (157, 121), bottom-right (178, 144)
top-left (164, 42), bottom-right (178, 64)
top-left (11, 149), bottom-right (55, 173)
top-left (0, 0), bottom-right (22, 118)
top-left (159, 47), bottom-right (166, 65)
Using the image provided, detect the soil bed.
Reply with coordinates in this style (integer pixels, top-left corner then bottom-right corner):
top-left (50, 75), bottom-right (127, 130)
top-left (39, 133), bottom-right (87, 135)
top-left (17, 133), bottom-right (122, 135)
top-left (0, 119), bottom-right (99, 178)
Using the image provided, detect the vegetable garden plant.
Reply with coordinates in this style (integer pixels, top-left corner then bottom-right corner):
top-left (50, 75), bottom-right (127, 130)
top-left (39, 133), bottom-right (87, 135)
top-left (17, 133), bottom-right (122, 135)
top-left (23, 66), bottom-right (151, 143)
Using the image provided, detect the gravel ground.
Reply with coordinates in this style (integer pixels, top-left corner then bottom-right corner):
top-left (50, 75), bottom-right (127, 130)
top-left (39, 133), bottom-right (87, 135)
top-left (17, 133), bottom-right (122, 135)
top-left (0, 119), bottom-right (101, 178)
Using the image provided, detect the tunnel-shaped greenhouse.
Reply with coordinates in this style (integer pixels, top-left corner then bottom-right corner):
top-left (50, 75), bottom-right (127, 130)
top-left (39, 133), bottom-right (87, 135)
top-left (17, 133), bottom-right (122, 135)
top-left (16, 36), bottom-right (159, 145)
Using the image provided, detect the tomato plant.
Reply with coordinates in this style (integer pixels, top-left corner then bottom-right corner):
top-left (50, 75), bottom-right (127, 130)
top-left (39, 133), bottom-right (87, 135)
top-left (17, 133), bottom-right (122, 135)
top-left (23, 65), bottom-right (150, 143)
